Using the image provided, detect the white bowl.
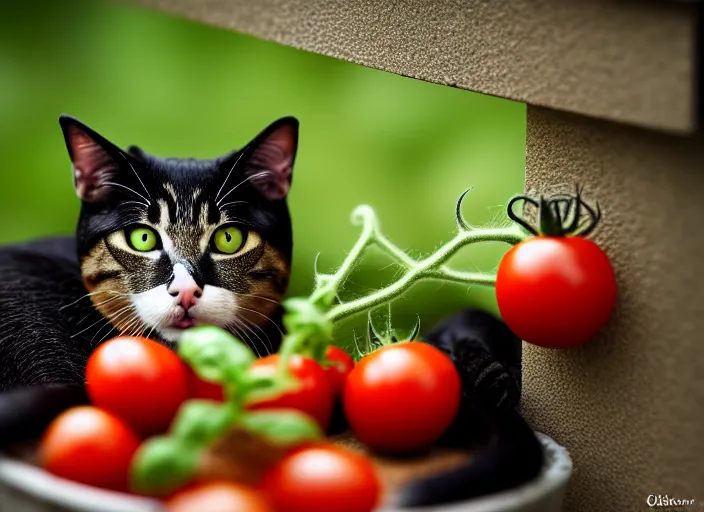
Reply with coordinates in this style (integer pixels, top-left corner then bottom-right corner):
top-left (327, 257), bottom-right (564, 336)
top-left (0, 433), bottom-right (571, 512)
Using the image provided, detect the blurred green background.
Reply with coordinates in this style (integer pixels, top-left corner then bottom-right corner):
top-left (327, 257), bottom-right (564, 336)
top-left (0, 0), bottom-right (525, 351)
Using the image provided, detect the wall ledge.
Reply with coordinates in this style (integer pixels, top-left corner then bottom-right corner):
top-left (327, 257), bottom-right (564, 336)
top-left (132, 0), bottom-right (699, 134)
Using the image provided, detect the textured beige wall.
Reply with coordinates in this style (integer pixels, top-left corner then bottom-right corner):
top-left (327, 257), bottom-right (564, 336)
top-left (132, 0), bottom-right (697, 134)
top-left (522, 106), bottom-right (704, 511)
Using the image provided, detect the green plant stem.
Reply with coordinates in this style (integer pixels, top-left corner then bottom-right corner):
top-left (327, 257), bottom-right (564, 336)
top-left (277, 331), bottom-right (306, 374)
top-left (425, 268), bottom-right (497, 286)
top-left (278, 203), bottom-right (529, 367)
top-left (326, 222), bottom-right (528, 323)
top-left (374, 229), bottom-right (417, 268)
top-left (309, 206), bottom-right (378, 306)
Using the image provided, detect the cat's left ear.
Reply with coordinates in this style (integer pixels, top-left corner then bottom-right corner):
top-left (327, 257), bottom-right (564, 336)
top-left (239, 117), bottom-right (299, 201)
top-left (59, 115), bottom-right (126, 203)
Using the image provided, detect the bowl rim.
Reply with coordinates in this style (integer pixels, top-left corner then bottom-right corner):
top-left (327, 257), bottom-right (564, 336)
top-left (0, 456), bottom-right (161, 512)
top-left (0, 432), bottom-right (572, 512)
top-left (381, 432), bottom-right (573, 511)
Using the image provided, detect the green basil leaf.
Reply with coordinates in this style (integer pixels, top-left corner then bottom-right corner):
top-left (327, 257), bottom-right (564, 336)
top-left (243, 367), bottom-right (301, 405)
top-left (170, 400), bottom-right (237, 447)
top-left (282, 298), bottom-right (333, 343)
top-left (240, 409), bottom-right (323, 447)
top-left (129, 437), bottom-right (200, 497)
top-left (178, 326), bottom-right (255, 384)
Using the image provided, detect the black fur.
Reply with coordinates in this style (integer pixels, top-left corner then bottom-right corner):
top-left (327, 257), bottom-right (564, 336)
top-left (394, 309), bottom-right (544, 507)
top-left (0, 241), bottom-right (117, 390)
top-left (0, 384), bottom-right (89, 447)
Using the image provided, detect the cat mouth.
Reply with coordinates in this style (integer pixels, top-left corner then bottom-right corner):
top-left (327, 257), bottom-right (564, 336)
top-left (173, 318), bottom-right (195, 329)
top-left (170, 310), bottom-right (196, 329)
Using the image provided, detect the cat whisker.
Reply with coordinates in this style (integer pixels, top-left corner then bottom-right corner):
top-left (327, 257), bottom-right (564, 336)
top-left (70, 314), bottom-right (112, 339)
top-left (59, 290), bottom-right (127, 312)
top-left (74, 296), bottom-right (125, 326)
top-left (117, 152), bottom-right (153, 204)
top-left (94, 313), bottom-right (135, 347)
top-left (221, 216), bottom-right (253, 225)
top-left (72, 303), bottom-right (132, 340)
top-left (231, 317), bottom-right (271, 358)
top-left (144, 323), bottom-right (158, 341)
top-left (214, 143), bottom-right (251, 204)
top-left (228, 319), bottom-right (262, 358)
top-left (95, 320), bottom-right (124, 346)
top-left (104, 181), bottom-right (151, 206)
top-left (217, 200), bottom-right (249, 210)
top-left (76, 317), bottom-right (112, 344)
top-left (216, 171), bottom-right (273, 207)
top-left (236, 305), bottom-right (284, 338)
top-left (235, 314), bottom-right (274, 355)
top-left (239, 293), bottom-right (281, 306)
top-left (121, 200), bottom-right (150, 208)
top-left (116, 311), bottom-right (140, 333)
top-left (93, 306), bottom-right (142, 346)
top-left (118, 314), bottom-right (144, 341)
top-left (88, 305), bottom-right (136, 345)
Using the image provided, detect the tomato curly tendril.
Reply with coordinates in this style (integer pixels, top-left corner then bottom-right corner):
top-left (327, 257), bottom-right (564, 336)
top-left (496, 185), bottom-right (617, 349)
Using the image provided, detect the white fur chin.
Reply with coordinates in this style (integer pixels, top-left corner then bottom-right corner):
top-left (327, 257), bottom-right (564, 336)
top-left (131, 284), bottom-right (238, 342)
top-left (193, 286), bottom-right (238, 326)
top-left (160, 328), bottom-right (188, 343)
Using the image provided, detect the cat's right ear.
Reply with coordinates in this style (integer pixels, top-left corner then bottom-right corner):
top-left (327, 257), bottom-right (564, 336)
top-left (59, 115), bottom-right (123, 203)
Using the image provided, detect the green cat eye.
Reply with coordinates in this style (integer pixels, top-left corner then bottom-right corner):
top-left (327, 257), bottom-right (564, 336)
top-left (213, 226), bottom-right (245, 254)
top-left (128, 227), bottom-right (159, 252)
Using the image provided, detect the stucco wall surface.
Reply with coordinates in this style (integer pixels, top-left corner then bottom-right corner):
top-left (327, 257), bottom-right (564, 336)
top-left (522, 106), bottom-right (704, 512)
top-left (133, 0), bottom-right (697, 134)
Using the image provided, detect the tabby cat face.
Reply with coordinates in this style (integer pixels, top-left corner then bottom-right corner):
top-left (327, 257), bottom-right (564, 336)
top-left (59, 115), bottom-right (297, 351)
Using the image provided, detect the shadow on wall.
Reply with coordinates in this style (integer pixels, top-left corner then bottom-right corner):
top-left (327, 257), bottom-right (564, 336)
top-left (0, 0), bottom-right (526, 351)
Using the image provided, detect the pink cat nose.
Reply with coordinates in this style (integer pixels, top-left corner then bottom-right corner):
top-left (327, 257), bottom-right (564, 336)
top-left (177, 286), bottom-right (202, 310)
top-left (168, 263), bottom-right (203, 310)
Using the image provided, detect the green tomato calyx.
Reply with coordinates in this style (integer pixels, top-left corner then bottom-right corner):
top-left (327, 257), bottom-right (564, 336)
top-left (503, 184), bottom-right (601, 238)
top-left (352, 306), bottom-right (420, 359)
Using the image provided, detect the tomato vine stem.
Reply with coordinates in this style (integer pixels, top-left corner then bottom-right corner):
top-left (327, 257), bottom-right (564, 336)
top-left (276, 191), bottom-right (531, 370)
top-left (325, 217), bottom-right (527, 323)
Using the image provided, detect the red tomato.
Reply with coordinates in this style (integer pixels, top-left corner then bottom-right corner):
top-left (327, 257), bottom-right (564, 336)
top-left (166, 481), bottom-right (273, 512)
top-left (496, 236), bottom-right (617, 349)
top-left (343, 342), bottom-right (461, 453)
top-left (261, 443), bottom-right (380, 512)
top-left (85, 336), bottom-right (190, 435)
top-left (324, 346), bottom-right (355, 396)
top-left (186, 366), bottom-right (225, 402)
top-left (40, 406), bottom-right (141, 492)
top-left (248, 355), bottom-right (334, 431)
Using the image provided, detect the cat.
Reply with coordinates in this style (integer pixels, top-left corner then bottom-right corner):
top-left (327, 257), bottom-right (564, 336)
top-left (0, 115), bottom-right (298, 391)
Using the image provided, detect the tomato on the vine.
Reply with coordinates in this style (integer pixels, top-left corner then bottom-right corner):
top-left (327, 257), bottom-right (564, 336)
top-left (166, 482), bottom-right (273, 512)
top-left (261, 443), bottom-right (380, 512)
top-left (85, 336), bottom-right (190, 435)
top-left (40, 406), bottom-right (141, 492)
top-left (496, 236), bottom-right (616, 349)
top-left (343, 341), bottom-right (461, 453)
top-left (247, 354), bottom-right (334, 431)
top-left (323, 346), bottom-right (355, 396)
